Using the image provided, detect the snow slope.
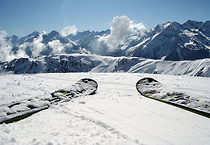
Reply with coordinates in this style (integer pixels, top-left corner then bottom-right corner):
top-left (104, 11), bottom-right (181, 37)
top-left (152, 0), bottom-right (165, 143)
top-left (0, 73), bottom-right (210, 145)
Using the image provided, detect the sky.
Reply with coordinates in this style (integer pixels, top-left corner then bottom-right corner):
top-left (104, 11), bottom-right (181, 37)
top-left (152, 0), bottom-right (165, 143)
top-left (0, 0), bottom-right (210, 37)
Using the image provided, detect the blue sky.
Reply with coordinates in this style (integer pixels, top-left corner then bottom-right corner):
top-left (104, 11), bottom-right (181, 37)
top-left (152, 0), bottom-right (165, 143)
top-left (0, 0), bottom-right (210, 36)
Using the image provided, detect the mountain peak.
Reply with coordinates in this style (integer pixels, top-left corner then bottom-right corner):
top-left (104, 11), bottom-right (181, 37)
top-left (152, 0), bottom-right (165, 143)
top-left (45, 30), bottom-right (61, 41)
top-left (49, 30), bottom-right (60, 36)
top-left (27, 31), bottom-right (40, 37)
top-left (170, 21), bottom-right (183, 28)
top-left (202, 20), bottom-right (210, 27)
top-left (154, 22), bottom-right (171, 32)
top-left (183, 20), bottom-right (203, 30)
top-left (199, 20), bottom-right (210, 37)
top-left (42, 30), bottom-right (71, 45)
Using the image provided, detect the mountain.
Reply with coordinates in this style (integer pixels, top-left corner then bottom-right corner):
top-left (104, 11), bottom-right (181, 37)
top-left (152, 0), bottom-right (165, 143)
top-left (121, 20), bottom-right (210, 60)
top-left (67, 29), bottom-right (110, 53)
top-left (183, 20), bottom-right (203, 30)
top-left (64, 20), bottom-right (210, 60)
top-left (1, 54), bottom-right (210, 77)
top-left (5, 30), bottom-right (84, 58)
top-left (199, 21), bottom-right (210, 37)
top-left (3, 20), bottom-right (210, 62)
top-left (67, 29), bottom-right (110, 42)
top-left (6, 31), bottom-right (40, 46)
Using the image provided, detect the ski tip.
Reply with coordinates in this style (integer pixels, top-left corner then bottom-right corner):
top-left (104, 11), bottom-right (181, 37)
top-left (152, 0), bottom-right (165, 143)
top-left (78, 78), bottom-right (98, 95)
top-left (136, 77), bottom-right (161, 95)
top-left (136, 77), bottom-right (159, 84)
top-left (80, 78), bottom-right (98, 85)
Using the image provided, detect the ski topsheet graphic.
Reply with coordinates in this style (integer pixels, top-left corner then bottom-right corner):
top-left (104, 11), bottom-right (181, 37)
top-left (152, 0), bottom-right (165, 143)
top-left (136, 77), bottom-right (210, 118)
top-left (0, 78), bottom-right (98, 124)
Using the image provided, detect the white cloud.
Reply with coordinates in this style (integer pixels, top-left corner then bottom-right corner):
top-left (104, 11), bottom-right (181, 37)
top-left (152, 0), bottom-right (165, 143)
top-left (93, 15), bottom-right (146, 53)
top-left (19, 42), bottom-right (29, 50)
top-left (130, 20), bottom-right (146, 34)
top-left (16, 48), bottom-right (28, 58)
top-left (48, 40), bottom-right (64, 54)
top-left (30, 34), bottom-right (46, 57)
top-left (0, 30), bottom-right (7, 38)
top-left (18, 32), bottom-right (49, 58)
top-left (0, 30), bottom-right (15, 61)
top-left (0, 29), bottom-right (29, 61)
top-left (60, 25), bottom-right (78, 37)
top-left (104, 15), bottom-right (133, 52)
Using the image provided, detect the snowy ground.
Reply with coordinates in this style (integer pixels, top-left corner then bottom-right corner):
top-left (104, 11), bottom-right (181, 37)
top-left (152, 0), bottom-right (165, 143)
top-left (0, 73), bottom-right (210, 145)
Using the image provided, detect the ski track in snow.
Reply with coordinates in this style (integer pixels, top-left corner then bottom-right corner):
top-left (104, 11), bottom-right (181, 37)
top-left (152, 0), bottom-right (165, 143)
top-left (0, 73), bottom-right (210, 145)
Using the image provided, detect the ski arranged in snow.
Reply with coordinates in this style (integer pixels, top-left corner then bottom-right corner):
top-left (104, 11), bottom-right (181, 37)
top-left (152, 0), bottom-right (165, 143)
top-left (136, 77), bottom-right (210, 118)
top-left (0, 78), bottom-right (98, 124)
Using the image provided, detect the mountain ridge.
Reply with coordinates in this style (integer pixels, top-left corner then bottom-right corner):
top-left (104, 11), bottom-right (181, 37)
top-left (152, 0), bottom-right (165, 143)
top-left (121, 20), bottom-right (210, 60)
top-left (1, 54), bottom-right (209, 77)
top-left (2, 20), bottom-right (210, 62)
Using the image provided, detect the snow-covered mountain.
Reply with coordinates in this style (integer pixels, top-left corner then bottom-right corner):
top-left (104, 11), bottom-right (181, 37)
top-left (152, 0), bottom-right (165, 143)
top-left (65, 20), bottom-right (210, 60)
top-left (4, 20), bottom-right (210, 61)
top-left (67, 29), bottom-right (111, 44)
top-left (1, 20), bottom-right (210, 76)
top-left (1, 54), bottom-right (210, 77)
top-left (5, 30), bottom-right (84, 58)
top-left (122, 20), bottom-right (210, 60)
top-left (67, 29), bottom-right (111, 55)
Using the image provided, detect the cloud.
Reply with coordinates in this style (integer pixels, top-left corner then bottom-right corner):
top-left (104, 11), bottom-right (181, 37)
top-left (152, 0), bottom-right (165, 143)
top-left (48, 40), bottom-right (64, 54)
top-left (0, 30), bottom-right (7, 38)
top-left (30, 34), bottom-right (47, 57)
top-left (60, 25), bottom-right (78, 37)
top-left (0, 30), bottom-right (15, 62)
top-left (130, 20), bottom-right (146, 34)
top-left (104, 15), bottom-right (133, 52)
top-left (13, 33), bottom-right (46, 58)
top-left (0, 29), bottom-right (29, 61)
top-left (92, 15), bottom-right (146, 54)
top-left (15, 48), bottom-right (28, 58)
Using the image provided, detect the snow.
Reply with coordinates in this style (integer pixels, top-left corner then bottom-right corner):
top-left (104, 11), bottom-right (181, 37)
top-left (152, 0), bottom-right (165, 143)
top-left (2, 53), bottom-right (210, 77)
top-left (0, 73), bottom-right (210, 145)
top-left (183, 30), bottom-right (196, 37)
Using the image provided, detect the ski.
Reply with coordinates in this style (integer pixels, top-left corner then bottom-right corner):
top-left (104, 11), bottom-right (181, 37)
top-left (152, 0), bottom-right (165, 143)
top-left (136, 77), bottom-right (210, 118)
top-left (0, 78), bottom-right (98, 124)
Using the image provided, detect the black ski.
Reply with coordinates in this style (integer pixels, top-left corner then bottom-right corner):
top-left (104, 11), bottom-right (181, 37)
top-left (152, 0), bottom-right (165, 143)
top-left (0, 78), bottom-right (98, 124)
top-left (136, 77), bottom-right (210, 118)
